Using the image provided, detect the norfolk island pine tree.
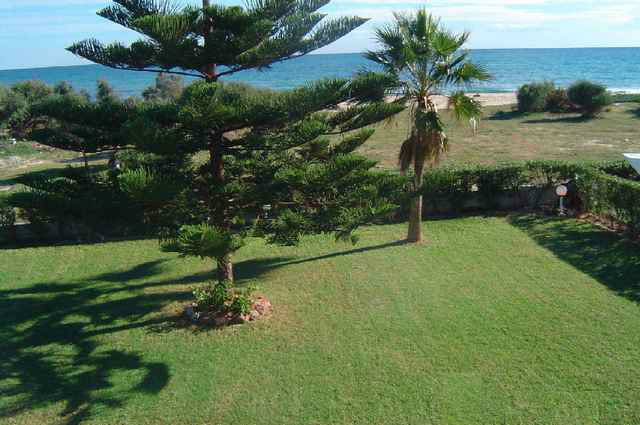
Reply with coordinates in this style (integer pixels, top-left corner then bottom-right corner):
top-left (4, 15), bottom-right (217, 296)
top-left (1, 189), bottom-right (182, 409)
top-left (62, 0), bottom-right (406, 283)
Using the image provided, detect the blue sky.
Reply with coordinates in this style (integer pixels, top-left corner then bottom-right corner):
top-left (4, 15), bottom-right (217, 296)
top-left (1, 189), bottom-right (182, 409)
top-left (1, 0), bottom-right (639, 70)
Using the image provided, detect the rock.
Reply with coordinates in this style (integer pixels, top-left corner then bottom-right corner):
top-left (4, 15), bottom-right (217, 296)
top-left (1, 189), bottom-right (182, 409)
top-left (249, 310), bottom-right (260, 321)
top-left (253, 297), bottom-right (272, 316)
top-left (184, 304), bottom-right (201, 322)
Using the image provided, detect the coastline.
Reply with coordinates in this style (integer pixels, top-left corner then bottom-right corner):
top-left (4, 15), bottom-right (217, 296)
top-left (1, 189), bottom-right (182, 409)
top-left (432, 92), bottom-right (517, 108)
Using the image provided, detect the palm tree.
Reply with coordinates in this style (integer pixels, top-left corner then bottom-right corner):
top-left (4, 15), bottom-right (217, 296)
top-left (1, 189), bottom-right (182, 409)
top-left (365, 9), bottom-right (491, 243)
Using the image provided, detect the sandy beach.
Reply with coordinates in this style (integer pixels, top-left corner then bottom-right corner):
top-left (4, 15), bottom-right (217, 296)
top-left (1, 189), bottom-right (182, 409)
top-left (432, 92), bottom-right (517, 109)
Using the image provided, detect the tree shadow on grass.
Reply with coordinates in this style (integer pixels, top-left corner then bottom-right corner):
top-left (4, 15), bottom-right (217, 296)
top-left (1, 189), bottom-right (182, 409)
top-left (486, 110), bottom-right (523, 121)
top-left (522, 115), bottom-right (590, 124)
top-left (508, 214), bottom-right (640, 303)
top-left (0, 259), bottom-right (214, 424)
top-left (232, 240), bottom-right (408, 282)
top-left (0, 252), bottom-right (303, 423)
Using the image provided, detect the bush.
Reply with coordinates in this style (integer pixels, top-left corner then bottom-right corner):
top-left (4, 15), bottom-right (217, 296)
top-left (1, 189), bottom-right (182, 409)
top-left (192, 280), bottom-right (256, 316)
top-left (610, 93), bottom-right (640, 103)
top-left (545, 88), bottom-right (572, 113)
top-left (193, 280), bottom-right (232, 310)
top-left (420, 159), bottom-right (640, 237)
top-left (576, 169), bottom-right (640, 236)
top-left (517, 82), bottom-right (555, 113)
top-left (567, 81), bottom-right (612, 118)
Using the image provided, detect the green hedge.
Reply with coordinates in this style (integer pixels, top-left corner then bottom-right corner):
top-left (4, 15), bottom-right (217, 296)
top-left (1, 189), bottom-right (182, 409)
top-left (421, 160), bottom-right (640, 235)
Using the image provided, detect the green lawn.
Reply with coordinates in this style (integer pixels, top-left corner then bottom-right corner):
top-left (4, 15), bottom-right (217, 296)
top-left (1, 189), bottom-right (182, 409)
top-left (2, 216), bottom-right (640, 424)
top-left (360, 103), bottom-right (640, 168)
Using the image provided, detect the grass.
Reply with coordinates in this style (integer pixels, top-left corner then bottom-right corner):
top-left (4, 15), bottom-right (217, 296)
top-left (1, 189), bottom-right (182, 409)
top-left (359, 103), bottom-right (640, 168)
top-left (3, 215), bottom-right (640, 424)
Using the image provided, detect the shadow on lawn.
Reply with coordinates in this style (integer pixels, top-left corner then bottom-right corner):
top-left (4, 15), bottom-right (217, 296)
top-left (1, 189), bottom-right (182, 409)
top-left (233, 240), bottom-right (407, 280)
top-left (522, 115), bottom-right (590, 124)
top-left (0, 259), bottom-right (207, 425)
top-left (486, 110), bottom-right (522, 121)
top-left (0, 240), bottom-right (400, 423)
top-left (509, 215), bottom-right (640, 303)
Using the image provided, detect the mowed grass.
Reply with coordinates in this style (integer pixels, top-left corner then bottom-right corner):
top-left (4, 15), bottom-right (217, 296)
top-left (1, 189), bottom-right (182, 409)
top-left (360, 103), bottom-right (640, 168)
top-left (2, 215), bottom-right (640, 425)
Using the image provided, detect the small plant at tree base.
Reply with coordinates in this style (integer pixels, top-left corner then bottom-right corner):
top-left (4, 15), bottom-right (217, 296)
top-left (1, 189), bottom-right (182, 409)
top-left (568, 81), bottom-right (612, 118)
top-left (229, 285), bottom-right (257, 316)
top-left (517, 82), bottom-right (555, 113)
top-left (192, 280), bottom-right (256, 319)
top-left (192, 280), bottom-right (232, 311)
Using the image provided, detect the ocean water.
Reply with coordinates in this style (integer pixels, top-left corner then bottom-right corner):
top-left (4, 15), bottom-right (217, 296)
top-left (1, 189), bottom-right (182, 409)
top-left (1, 48), bottom-right (640, 98)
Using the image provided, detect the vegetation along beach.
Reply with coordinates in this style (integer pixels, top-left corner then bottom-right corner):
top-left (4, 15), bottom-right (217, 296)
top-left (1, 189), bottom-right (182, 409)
top-left (2, 1), bottom-right (640, 424)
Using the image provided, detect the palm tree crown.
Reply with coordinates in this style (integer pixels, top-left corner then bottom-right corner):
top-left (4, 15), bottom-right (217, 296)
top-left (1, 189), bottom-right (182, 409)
top-left (365, 9), bottom-right (491, 242)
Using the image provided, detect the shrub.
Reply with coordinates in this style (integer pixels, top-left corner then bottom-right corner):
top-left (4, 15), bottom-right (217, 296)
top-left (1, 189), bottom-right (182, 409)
top-left (193, 280), bottom-right (232, 310)
top-left (229, 285), bottom-right (256, 316)
top-left (0, 199), bottom-right (16, 244)
top-left (0, 201), bottom-right (15, 227)
top-left (567, 81), bottom-right (612, 118)
top-left (576, 169), bottom-right (640, 236)
top-left (517, 82), bottom-right (555, 113)
top-left (545, 88), bottom-right (572, 113)
top-left (610, 93), bottom-right (640, 103)
top-left (192, 280), bottom-right (256, 316)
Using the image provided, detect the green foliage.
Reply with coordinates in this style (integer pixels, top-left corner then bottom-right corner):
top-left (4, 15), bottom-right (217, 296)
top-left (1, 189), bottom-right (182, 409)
top-left (7, 168), bottom-right (127, 239)
top-left (193, 280), bottom-right (232, 311)
top-left (576, 169), bottom-right (640, 236)
top-left (96, 80), bottom-right (120, 103)
top-left (545, 88), bottom-right (572, 113)
top-left (53, 81), bottom-right (74, 96)
top-left (192, 279), bottom-right (255, 316)
top-left (117, 167), bottom-right (180, 208)
top-left (162, 224), bottom-right (245, 260)
top-left (364, 8), bottom-right (491, 241)
top-left (5, 163), bottom-right (183, 240)
top-left (68, 0), bottom-right (369, 81)
top-left (26, 83), bottom-right (133, 155)
top-left (420, 159), bottom-right (640, 237)
top-left (0, 200), bottom-right (16, 228)
top-left (229, 284), bottom-right (256, 316)
top-left (142, 73), bottom-right (184, 102)
top-left (517, 82), bottom-right (555, 113)
top-left (48, 0), bottom-right (403, 283)
top-left (568, 80), bottom-right (612, 118)
top-left (610, 93), bottom-right (640, 103)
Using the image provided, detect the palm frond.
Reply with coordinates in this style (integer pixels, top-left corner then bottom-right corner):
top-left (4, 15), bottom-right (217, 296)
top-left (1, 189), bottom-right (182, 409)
top-left (447, 91), bottom-right (482, 121)
top-left (398, 137), bottom-right (415, 172)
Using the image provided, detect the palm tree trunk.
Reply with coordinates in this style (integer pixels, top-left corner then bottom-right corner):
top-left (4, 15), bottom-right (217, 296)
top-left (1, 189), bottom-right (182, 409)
top-left (407, 159), bottom-right (424, 243)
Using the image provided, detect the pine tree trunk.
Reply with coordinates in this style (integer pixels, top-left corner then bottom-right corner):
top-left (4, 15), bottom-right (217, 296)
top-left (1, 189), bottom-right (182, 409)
top-left (202, 0), bottom-right (216, 81)
top-left (217, 255), bottom-right (234, 282)
top-left (209, 142), bottom-right (234, 283)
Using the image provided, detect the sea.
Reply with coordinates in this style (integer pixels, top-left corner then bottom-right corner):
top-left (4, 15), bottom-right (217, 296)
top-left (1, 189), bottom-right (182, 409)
top-left (1, 48), bottom-right (640, 98)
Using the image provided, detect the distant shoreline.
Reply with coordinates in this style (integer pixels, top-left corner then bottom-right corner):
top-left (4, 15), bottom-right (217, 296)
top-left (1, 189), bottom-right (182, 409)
top-left (433, 93), bottom-right (517, 108)
top-left (3, 49), bottom-right (640, 97)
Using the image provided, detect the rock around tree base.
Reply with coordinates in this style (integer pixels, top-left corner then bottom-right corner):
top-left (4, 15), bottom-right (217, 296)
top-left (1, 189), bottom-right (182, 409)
top-left (184, 296), bottom-right (272, 327)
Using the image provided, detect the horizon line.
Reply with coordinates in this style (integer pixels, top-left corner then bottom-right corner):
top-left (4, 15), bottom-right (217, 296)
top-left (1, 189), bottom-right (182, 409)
top-left (2, 46), bottom-right (639, 72)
